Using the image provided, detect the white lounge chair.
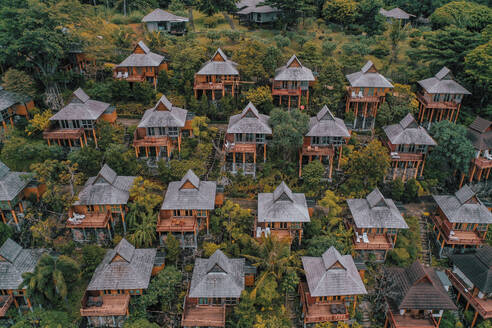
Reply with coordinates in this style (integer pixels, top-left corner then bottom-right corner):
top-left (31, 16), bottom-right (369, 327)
top-left (265, 227), bottom-right (271, 236)
top-left (355, 232), bottom-right (361, 243)
top-left (116, 71), bottom-right (122, 78)
top-left (123, 72), bottom-right (128, 78)
top-left (351, 91), bottom-right (357, 98)
top-left (362, 232), bottom-right (369, 243)
top-left (256, 227), bottom-right (262, 238)
top-left (358, 91), bottom-right (363, 98)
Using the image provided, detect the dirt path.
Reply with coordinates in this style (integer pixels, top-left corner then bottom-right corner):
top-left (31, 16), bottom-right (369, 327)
top-left (117, 118), bottom-right (140, 127)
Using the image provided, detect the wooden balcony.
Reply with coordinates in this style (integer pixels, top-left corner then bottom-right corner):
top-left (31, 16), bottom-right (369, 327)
top-left (0, 295), bottom-right (13, 317)
top-left (446, 269), bottom-right (492, 319)
top-left (390, 152), bottom-right (424, 162)
top-left (43, 127), bottom-right (85, 140)
top-left (80, 293), bottom-right (130, 317)
top-left (157, 217), bottom-right (197, 233)
top-left (133, 133), bottom-right (172, 148)
top-left (388, 310), bottom-right (438, 328)
top-left (432, 215), bottom-right (484, 246)
top-left (417, 92), bottom-right (459, 110)
top-left (225, 142), bottom-right (257, 154)
top-left (473, 157), bottom-right (492, 169)
top-left (299, 282), bottom-right (349, 324)
top-left (346, 90), bottom-right (381, 103)
top-left (301, 145), bottom-right (335, 157)
top-left (272, 88), bottom-right (301, 96)
top-left (66, 210), bottom-right (112, 229)
top-left (113, 74), bottom-right (145, 82)
top-left (353, 234), bottom-right (394, 250)
top-left (181, 298), bottom-right (226, 327)
top-left (194, 82), bottom-right (225, 90)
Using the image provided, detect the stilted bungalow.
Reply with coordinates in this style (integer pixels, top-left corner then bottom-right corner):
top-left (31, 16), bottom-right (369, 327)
top-left (194, 49), bottom-right (240, 100)
top-left (299, 105), bottom-right (351, 178)
top-left (255, 181), bottom-right (310, 245)
top-left (182, 250), bottom-right (246, 327)
top-left (379, 8), bottom-right (415, 22)
top-left (81, 239), bottom-right (157, 327)
top-left (0, 87), bottom-right (34, 131)
top-left (430, 185), bottom-right (492, 258)
top-left (0, 238), bottom-right (45, 316)
top-left (236, 0), bottom-right (280, 26)
top-left (416, 67), bottom-right (471, 128)
top-left (43, 88), bottom-right (117, 148)
top-left (346, 188), bottom-right (408, 264)
top-left (158, 170), bottom-right (223, 248)
top-left (382, 113), bottom-right (437, 181)
top-left (466, 116), bottom-right (492, 184)
top-left (133, 95), bottom-right (193, 164)
top-left (384, 261), bottom-right (457, 328)
top-left (447, 246), bottom-right (492, 327)
top-left (272, 55), bottom-right (315, 109)
top-left (299, 247), bottom-right (367, 326)
top-left (67, 165), bottom-right (135, 243)
top-left (223, 102), bottom-right (271, 176)
top-left (113, 41), bottom-right (168, 88)
top-left (345, 61), bottom-right (393, 131)
top-left (142, 9), bottom-right (188, 35)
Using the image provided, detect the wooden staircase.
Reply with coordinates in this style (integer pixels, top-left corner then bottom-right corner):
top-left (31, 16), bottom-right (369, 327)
top-left (419, 216), bottom-right (432, 265)
top-left (204, 130), bottom-right (225, 180)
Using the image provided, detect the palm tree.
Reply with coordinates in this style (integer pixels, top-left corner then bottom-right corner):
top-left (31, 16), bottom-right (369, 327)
top-left (127, 210), bottom-right (157, 247)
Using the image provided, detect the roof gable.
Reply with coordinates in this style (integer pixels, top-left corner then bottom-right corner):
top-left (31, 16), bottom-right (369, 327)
top-left (0, 161), bottom-right (10, 179)
top-left (72, 88), bottom-right (90, 103)
top-left (179, 170), bottom-right (200, 190)
top-left (286, 55), bottom-right (302, 68)
top-left (399, 113), bottom-right (418, 129)
top-left (155, 95), bottom-right (173, 111)
top-left (435, 67), bottom-right (451, 80)
top-left (361, 60), bottom-right (376, 73)
top-left (212, 48), bottom-right (227, 62)
top-left (316, 105), bottom-right (335, 121)
top-left (469, 116), bottom-right (492, 134)
top-left (455, 185), bottom-right (475, 204)
top-left (241, 102), bottom-right (259, 119)
top-left (135, 41), bottom-right (150, 54)
top-left (0, 238), bottom-right (22, 263)
top-left (113, 239), bottom-right (135, 262)
top-left (273, 181), bottom-right (293, 202)
top-left (94, 164), bottom-right (117, 185)
top-left (366, 188), bottom-right (386, 208)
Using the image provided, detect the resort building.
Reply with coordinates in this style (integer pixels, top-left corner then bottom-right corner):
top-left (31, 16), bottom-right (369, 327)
top-left (236, 0), bottom-right (280, 25)
top-left (142, 9), bottom-right (188, 35)
top-left (379, 7), bottom-right (415, 21)
top-left (0, 86), bottom-right (34, 130)
top-left (466, 116), bottom-right (492, 184)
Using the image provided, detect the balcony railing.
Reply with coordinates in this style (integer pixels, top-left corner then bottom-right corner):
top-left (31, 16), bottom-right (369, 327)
top-left (113, 73), bottom-right (146, 82)
top-left (157, 217), bottom-right (197, 232)
top-left (299, 283), bottom-right (349, 323)
top-left (473, 157), bottom-right (492, 169)
top-left (182, 295), bottom-right (226, 327)
top-left (432, 215), bottom-right (483, 245)
top-left (66, 210), bottom-right (112, 229)
top-left (133, 132), bottom-right (172, 147)
top-left (388, 308), bottom-right (438, 328)
top-left (43, 127), bottom-right (85, 139)
top-left (300, 144), bottom-right (335, 157)
top-left (417, 92), bottom-right (459, 109)
top-left (80, 293), bottom-right (130, 317)
top-left (272, 87), bottom-right (302, 96)
top-left (353, 233), bottom-right (394, 250)
top-left (0, 295), bottom-right (13, 317)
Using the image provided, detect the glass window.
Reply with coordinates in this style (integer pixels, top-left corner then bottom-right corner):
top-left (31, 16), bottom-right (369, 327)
top-left (477, 224), bottom-right (487, 231)
top-left (245, 133), bottom-right (254, 142)
top-left (235, 134), bottom-right (245, 142)
top-left (367, 88), bottom-right (374, 96)
top-left (168, 127), bottom-right (179, 137)
top-left (408, 144), bottom-right (416, 152)
top-left (417, 145), bottom-right (426, 153)
top-left (173, 209), bottom-right (179, 217)
top-left (397, 144), bottom-right (405, 152)
top-left (433, 94), bottom-right (440, 102)
top-left (196, 210), bottom-right (207, 217)
top-left (147, 127), bottom-right (155, 136)
top-left (256, 134), bottom-right (265, 143)
top-left (158, 127), bottom-right (166, 135)
top-left (199, 298), bottom-right (208, 305)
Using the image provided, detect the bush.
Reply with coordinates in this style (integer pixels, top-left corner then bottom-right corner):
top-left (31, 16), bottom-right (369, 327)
top-left (322, 40), bottom-right (337, 56)
top-left (371, 45), bottom-right (390, 58)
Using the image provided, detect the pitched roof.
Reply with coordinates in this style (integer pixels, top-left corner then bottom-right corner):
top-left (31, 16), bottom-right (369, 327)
top-left (0, 87), bottom-right (31, 111)
top-left (386, 261), bottom-right (457, 311)
top-left (137, 95), bottom-right (187, 128)
top-left (379, 8), bottom-right (415, 19)
top-left (306, 105), bottom-right (351, 137)
top-left (227, 102), bottom-right (272, 134)
top-left (189, 250), bottom-right (245, 298)
top-left (274, 55), bottom-right (315, 82)
top-left (383, 114), bottom-right (437, 146)
top-left (87, 239), bottom-right (156, 291)
top-left (347, 188), bottom-right (409, 229)
top-left (142, 8), bottom-right (188, 22)
top-left (467, 116), bottom-right (492, 150)
top-left (161, 170), bottom-right (217, 210)
top-left (432, 185), bottom-right (492, 224)
top-left (74, 165), bottom-right (135, 206)
top-left (302, 247), bottom-right (367, 297)
top-left (451, 246), bottom-right (492, 293)
top-left (196, 48), bottom-right (239, 76)
top-left (117, 41), bottom-right (165, 67)
top-left (346, 61), bottom-right (393, 88)
top-left (50, 88), bottom-right (111, 121)
top-left (236, 0), bottom-right (279, 14)
top-left (258, 182), bottom-right (310, 223)
top-left (0, 161), bottom-right (33, 201)
top-left (0, 238), bottom-right (45, 290)
top-left (417, 67), bottom-right (471, 95)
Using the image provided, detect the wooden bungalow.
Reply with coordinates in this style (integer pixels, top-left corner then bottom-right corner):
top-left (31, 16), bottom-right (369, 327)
top-left (416, 67), bottom-right (471, 128)
top-left (158, 170), bottom-right (223, 249)
top-left (142, 9), bottom-right (188, 34)
top-left (81, 239), bottom-right (157, 328)
top-left (447, 246), bottom-right (492, 327)
top-left (113, 41), bottom-right (168, 88)
top-left (43, 88), bottom-right (117, 148)
top-left (0, 161), bottom-right (44, 228)
top-left (223, 102), bottom-right (271, 176)
top-left (255, 181), bottom-right (310, 245)
top-left (300, 247), bottom-right (367, 326)
top-left (382, 113), bottom-right (437, 181)
top-left (0, 86), bottom-right (34, 131)
top-left (67, 165), bottom-right (135, 243)
top-left (345, 61), bottom-right (393, 131)
top-left (299, 105), bottom-right (351, 178)
top-left (346, 188), bottom-right (408, 264)
top-left (430, 185), bottom-right (492, 258)
top-left (236, 0), bottom-right (280, 25)
top-left (384, 261), bottom-right (457, 328)
top-left (0, 238), bottom-right (45, 316)
top-left (379, 7), bottom-right (415, 22)
top-left (194, 48), bottom-right (239, 100)
top-left (133, 95), bottom-right (193, 164)
top-left (466, 116), bottom-right (492, 184)
top-left (182, 250), bottom-right (247, 327)
top-left (272, 55), bottom-right (315, 109)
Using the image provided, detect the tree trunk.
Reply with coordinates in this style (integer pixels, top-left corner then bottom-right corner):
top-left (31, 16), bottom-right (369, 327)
top-left (223, 12), bottom-right (235, 30)
top-left (123, 0), bottom-right (127, 16)
top-left (188, 7), bottom-right (195, 32)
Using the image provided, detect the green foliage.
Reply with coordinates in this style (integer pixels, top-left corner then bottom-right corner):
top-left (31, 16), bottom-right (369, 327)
top-left (390, 179), bottom-right (404, 201)
top-left (11, 309), bottom-right (76, 328)
top-left (1, 68), bottom-right (36, 97)
top-left (376, 84), bottom-right (418, 128)
top-left (322, 0), bottom-right (358, 25)
top-left (430, 1), bottom-right (492, 32)
top-left (123, 319), bottom-right (160, 328)
top-left (127, 210), bottom-right (157, 247)
top-left (301, 160), bottom-right (325, 197)
top-left (387, 216), bottom-right (420, 266)
top-left (96, 120), bottom-right (125, 151)
top-left (132, 81), bottom-right (157, 105)
top-left (269, 108), bottom-right (309, 162)
top-left (244, 86), bottom-right (274, 114)
top-left (253, 306), bottom-right (292, 328)
top-left (356, 0), bottom-right (384, 35)
top-left (81, 244), bottom-right (106, 280)
top-left (403, 179), bottom-right (420, 203)
top-left (104, 144), bottom-right (142, 176)
top-left (211, 201), bottom-right (254, 244)
top-left (67, 147), bottom-right (103, 178)
top-left (165, 233), bottom-right (180, 265)
top-left (464, 40), bottom-right (492, 111)
top-left (230, 291), bottom-right (256, 327)
top-left (0, 223), bottom-right (13, 246)
top-left (129, 176), bottom-right (164, 213)
top-left (310, 57), bottom-right (346, 110)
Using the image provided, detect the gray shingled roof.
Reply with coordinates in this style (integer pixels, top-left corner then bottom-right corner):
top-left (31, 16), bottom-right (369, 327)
top-left (0, 87), bottom-right (31, 111)
top-left (196, 48), bottom-right (239, 76)
top-left (383, 114), bottom-right (437, 146)
top-left (161, 170), bottom-right (217, 210)
top-left (227, 102), bottom-right (272, 135)
top-left (257, 182), bottom-right (310, 223)
top-left (87, 239), bottom-right (156, 291)
top-left (0, 238), bottom-right (45, 290)
top-left (451, 246), bottom-right (492, 294)
top-left (346, 61), bottom-right (393, 88)
top-left (467, 116), bottom-right (492, 151)
top-left (302, 247), bottom-right (367, 297)
top-left (417, 67), bottom-right (471, 95)
top-left (306, 105), bottom-right (351, 137)
top-left (50, 88), bottom-right (111, 121)
top-left (274, 55), bottom-right (315, 82)
top-left (347, 188), bottom-right (408, 229)
top-left (379, 8), bottom-right (415, 19)
top-left (138, 95), bottom-right (187, 128)
top-left (236, 0), bottom-right (279, 14)
top-left (142, 8), bottom-right (188, 22)
top-left (189, 250), bottom-right (245, 298)
top-left (0, 161), bottom-right (33, 202)
top-left (74, 165), bottom-right (135, 206)
top-left (432, 185), bottom-right (492, 224)
top-left (117, 41), bottom-right (165, 68)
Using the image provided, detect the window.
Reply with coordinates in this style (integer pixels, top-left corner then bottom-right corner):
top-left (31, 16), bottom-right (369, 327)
top-left (256, 134), bottom-right (265, 143)
top-left (225, 298), bottom-right (237, 305)
top-left (60, 120), bottom-right (70, 129)
top-left (110, 205), bottom-right (121, 213)
top-left (168, 127), bottom-right (179, 137)
top-left (184, 210), bottom-right (192, 217)
top-left (454, 223), bottom-right (463, 230)
top-left (278, 222), bottom-right (288, 229)
top-left (158, 127), bottom-right (166, 136)
top-left (72, 120), bottom-right (81, 128)
top-left (477, 224), bottom-right (487, 231)
top-left (147, 127), bottom-right (155, 136)
top-left (332, 295), bottom-right (342, 301)
top-left (367, 88), bottom-right (374, 96)
top-left (433, 94), bottom-right (440, 102)
top-left (397, 144), bottom-right (405, 152)
top-left (173, 209), bottom-right (180, 217)
top-left (417, 145), bottom-right (427, 153)
top-left (375, 228), bottom-right (384, 234)
top-left (282, 81), bottom-right (288, 89)
top-left (199, 298), bottom-right (208, 305)
top-left (387, 228), bottom-right (397, 235)
top-left (443, 94), bottom-right (451, 102)
top-left (408, 144), bottom-right (416, 153)
top-left (196, 210), bottom-right (207, 217)
top-left (235, 134), bottom-right (245, 142)
top-left (245, 133), bottom-right (254, 142)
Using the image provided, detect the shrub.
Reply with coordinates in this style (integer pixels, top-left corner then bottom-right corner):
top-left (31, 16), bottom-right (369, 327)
top-left (274, 35), bottom-right (290, 48)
